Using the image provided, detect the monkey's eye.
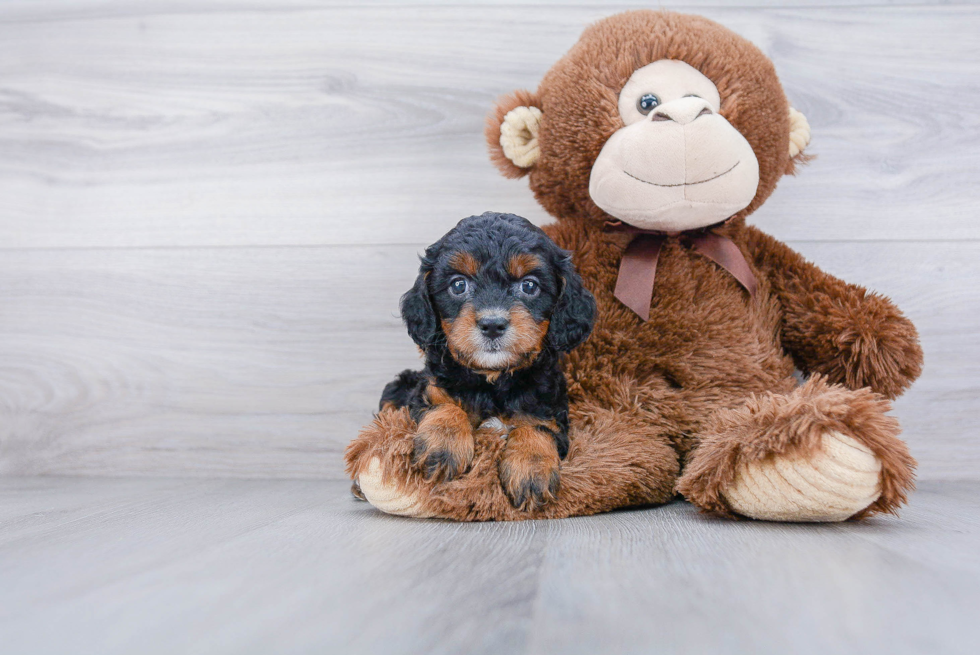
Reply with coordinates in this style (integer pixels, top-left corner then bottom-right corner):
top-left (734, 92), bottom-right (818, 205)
top-left (449, 277), bottom-right (468, 296)
top-left (637, 93), bottom-right (660, 115)
top-left (519, 278), bottom-right (540, 297)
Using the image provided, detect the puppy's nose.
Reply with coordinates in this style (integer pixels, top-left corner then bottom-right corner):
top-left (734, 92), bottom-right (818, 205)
top-left (478, 316), bottom-right (509, 339)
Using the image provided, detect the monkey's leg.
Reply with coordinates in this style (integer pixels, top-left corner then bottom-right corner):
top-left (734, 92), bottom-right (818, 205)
top-left (344, 398), bottom-right (679, 521)
top-left (677, 376), bottom-right (916, 521)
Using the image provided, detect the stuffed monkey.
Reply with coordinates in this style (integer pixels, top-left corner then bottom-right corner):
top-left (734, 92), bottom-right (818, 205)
top-left (346, 10), bottom-right (922, 522)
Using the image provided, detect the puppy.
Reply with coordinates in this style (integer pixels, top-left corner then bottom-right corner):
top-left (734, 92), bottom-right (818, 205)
top-left (379, 212), bottom-right (596, 511)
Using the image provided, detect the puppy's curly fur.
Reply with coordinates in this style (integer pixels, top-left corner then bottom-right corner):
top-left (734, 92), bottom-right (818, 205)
top-left (378, 212), bottom-right (596, 510)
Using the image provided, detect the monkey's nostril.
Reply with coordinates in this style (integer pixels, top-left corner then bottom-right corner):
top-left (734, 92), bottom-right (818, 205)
top-left (478, 316), bottom-right (510, 339)
top-left (651, 105), bottom-right (712, 125)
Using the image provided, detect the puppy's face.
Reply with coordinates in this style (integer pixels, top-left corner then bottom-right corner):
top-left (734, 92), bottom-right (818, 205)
top-left (401, 213), bottom-right (597, 371)
top-left (431, 246), bottom-right (558, 371)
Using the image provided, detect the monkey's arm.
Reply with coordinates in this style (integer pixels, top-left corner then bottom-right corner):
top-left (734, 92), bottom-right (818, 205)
top-left (743, 226), bottom-right (922, 399)
top-left (345, 394), bottom-right (679, 521)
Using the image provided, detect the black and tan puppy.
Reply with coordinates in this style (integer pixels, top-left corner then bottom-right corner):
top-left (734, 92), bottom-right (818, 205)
top-left (379, 212), bottom-right (596, 511)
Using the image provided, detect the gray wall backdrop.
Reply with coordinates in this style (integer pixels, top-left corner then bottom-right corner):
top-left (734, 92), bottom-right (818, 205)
top-left (1, 0), bottom-right (977, 481)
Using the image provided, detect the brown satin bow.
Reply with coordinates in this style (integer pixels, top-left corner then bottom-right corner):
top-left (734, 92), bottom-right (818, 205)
top-left (604, 220), bottom-right (758, 321)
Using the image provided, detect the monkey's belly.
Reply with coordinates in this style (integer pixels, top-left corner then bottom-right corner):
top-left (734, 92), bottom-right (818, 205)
top-left (567, 250), bottom-right (795, 406)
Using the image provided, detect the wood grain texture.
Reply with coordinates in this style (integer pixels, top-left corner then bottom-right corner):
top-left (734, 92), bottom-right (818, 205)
top-left (0, 477), bottom-right (978, 655)
top-left (0, 3), bottom-right (977, 482)
top-left (0, 241), bottom-right (976, 480)
top-left (0, 5), bottom-right (978, 248)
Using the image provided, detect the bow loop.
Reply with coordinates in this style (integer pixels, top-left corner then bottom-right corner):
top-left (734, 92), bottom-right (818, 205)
top-left (603, 220), bottom-right (757, 321)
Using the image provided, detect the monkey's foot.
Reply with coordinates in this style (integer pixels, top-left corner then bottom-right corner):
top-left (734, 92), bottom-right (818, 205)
top-left (678, 376), bottom-right (915, 522)
top-left (344, 407), bottom-right (441, 518)
top-left (357, 456), bottom-right (434, 518)
top-left (345, 407), bottom-right (514, 520)
top-left (721, 431), bottom-right (881, 522)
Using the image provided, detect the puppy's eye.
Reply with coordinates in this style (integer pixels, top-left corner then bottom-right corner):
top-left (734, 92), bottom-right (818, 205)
top-left (637, 93), bottom-right (660, 115)
top-left (449, 277), bottom-right (468, 296)
top-left (519, 278), bottom-right (539, 297)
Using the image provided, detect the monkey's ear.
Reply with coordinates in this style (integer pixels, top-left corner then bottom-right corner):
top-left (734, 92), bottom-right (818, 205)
top-left (400, 270), bottom-right (439, 349)
top-left (786, 107), bottom-right (813, 175)
top-left (486, 90), bottom-right (543, 179)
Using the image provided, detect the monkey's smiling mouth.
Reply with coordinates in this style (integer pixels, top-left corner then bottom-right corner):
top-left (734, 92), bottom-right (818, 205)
top-left (624, 161), bottom-right (740, 188)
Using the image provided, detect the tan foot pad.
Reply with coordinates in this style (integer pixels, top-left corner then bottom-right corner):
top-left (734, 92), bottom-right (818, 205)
top-left (356, 457), bottom-right (434, 519)
top-left (722, 432), bottom-right (882, 522)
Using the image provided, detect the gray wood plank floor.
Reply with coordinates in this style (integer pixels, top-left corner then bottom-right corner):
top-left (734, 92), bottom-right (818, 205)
top-left (0, 477), bottom-right (977, 655)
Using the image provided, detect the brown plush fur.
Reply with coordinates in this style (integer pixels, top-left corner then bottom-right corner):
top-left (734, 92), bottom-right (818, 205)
top-left (346, 398), bottom-right (679, 521)
top-left (346, 10), bottom-right (922, 520)
top-left (487, 11), bottom-right (807, 226)
top-left (676, 375), bottom-right (916, 518)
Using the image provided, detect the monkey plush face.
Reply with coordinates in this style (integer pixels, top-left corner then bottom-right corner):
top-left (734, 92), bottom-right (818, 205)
top-left (486, 11), bottom-right (811, 232)
top-left (588, 60), bottom-right (760, 232)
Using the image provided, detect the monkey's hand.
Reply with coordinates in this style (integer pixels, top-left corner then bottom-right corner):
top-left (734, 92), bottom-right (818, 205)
top-left (746, 227), bottom-right (923, 399)
top-left (792, 289), bottom-right (922, 400)
top-left (344, 407), bottom-right (510, 520)
top-left (345, 399), bottom-right (678, 521)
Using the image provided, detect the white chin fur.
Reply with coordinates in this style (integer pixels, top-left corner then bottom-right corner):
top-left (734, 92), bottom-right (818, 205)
top-left (470, 349), bottom-right (517, 369)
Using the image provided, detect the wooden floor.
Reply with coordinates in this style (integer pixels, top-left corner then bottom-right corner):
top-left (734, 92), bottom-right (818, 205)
top-left (0, 477), bottom-right (977, 655)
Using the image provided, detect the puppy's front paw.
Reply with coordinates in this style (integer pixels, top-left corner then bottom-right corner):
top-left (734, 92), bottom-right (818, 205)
top-left (412, 404), bottom-right (475, 482)
top-left (499, 426), bottom-right (561, 511)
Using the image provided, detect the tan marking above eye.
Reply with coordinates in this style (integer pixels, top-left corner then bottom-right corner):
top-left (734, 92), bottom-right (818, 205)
top-left (448, 251), bottom-right (480, 276)
top-left (507, 253), bottom-right (543, 279)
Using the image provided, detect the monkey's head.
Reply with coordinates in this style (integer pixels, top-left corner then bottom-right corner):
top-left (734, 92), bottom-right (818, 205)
top-left (486, 11), bottom-right (811, 233)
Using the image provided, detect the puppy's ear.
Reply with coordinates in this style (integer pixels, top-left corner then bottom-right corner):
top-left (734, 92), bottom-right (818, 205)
top-left (548, 254), bottom-right (596, 353)
top-left (400, 268), bottom-right (439, 349)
